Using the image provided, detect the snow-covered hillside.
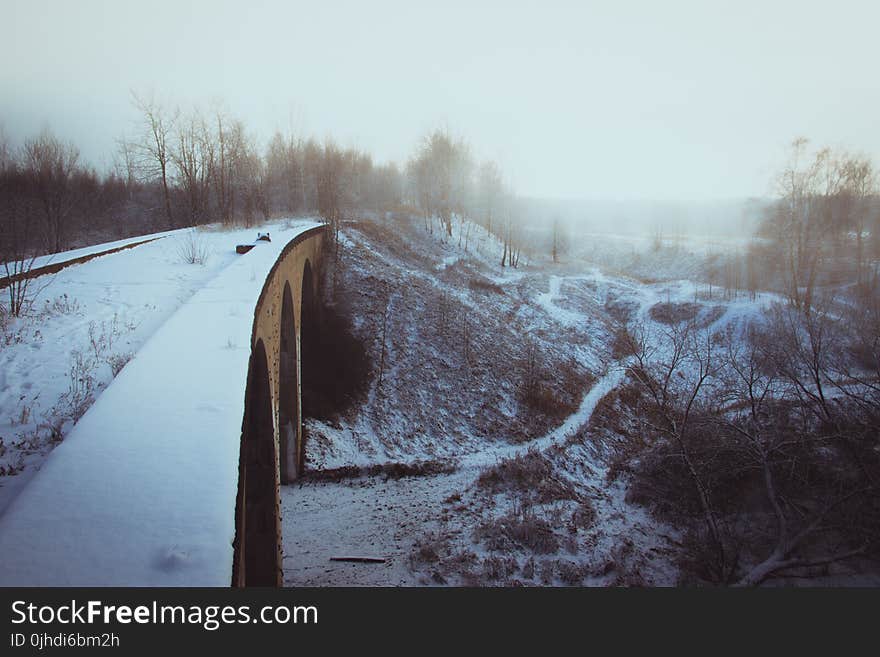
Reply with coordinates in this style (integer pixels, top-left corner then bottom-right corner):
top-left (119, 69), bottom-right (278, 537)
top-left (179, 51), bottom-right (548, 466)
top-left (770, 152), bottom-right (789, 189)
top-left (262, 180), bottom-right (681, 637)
top-left (281, 215), bottom-right (778, 586)
top-left (0, 212), bottom-right (826, 586)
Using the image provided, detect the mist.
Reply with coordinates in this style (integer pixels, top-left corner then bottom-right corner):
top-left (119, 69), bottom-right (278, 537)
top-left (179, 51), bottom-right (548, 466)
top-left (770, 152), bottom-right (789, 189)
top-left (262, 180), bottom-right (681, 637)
top-left (3, 0), bottom-right (879, 203)
top-left (3, 0), bottom-right (880, 592)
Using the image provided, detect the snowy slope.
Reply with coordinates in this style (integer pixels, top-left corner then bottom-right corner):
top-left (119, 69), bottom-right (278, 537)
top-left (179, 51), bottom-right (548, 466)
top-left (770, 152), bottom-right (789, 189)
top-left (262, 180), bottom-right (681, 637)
top-left (281, 216), bottom-right (785, 586)
top-left (0, 219), bottom-right (321, 586)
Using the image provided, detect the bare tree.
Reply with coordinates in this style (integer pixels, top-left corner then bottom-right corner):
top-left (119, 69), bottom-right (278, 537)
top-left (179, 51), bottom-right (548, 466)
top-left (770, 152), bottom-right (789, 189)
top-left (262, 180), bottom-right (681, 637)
top-left (841, 155), bottom-right (877, 288)
top-left (317, 139), bottom-right (346, 240)
top-left (551, 215), bottom-right (568, 264)
top-left (477, 160), bottom-right (503, 237)
top-left (619, 307), bottom-right (878, 585)
top-left (1, 146), bottom-right (48, 316)
top-left (409, 129), bottom-right (472, 238)
top-left (172, 107), bottom-right (212, 225)
top-left (131, 92), bottom-right (177, 228)
top-left (722, 317), bottom-right (876, 586)
top-left (22, 128), bottom-right (82, 253)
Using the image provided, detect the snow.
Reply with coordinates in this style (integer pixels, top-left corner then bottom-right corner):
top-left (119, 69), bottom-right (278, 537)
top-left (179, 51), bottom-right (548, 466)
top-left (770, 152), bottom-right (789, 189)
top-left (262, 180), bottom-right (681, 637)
top-left (281, 216), bottom-right (799, 586)
top-left (0, 226), bottom-right (278, 514)
top-left (536, 275), bottom-right (586, 327)
top-left (0, 211), bottom-right (782, 587)
top-left (0, 219), bottom-right (321, 586)
top-left (460, 367), bottom-right (626, 470)
top-left (281, 219), bottom-right (687, 585)
top-left (2, 228), bottom-right (189, 273)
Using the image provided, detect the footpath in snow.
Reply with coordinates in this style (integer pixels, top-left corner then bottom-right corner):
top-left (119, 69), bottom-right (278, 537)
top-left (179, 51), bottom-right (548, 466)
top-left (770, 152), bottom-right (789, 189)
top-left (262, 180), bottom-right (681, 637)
top-left (282, 263), bottom-right (679, 586)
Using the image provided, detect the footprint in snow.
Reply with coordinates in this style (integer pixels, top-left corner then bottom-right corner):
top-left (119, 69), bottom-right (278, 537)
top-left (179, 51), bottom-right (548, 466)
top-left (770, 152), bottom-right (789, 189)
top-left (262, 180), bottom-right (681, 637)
top-left (154, 546), bottom-right (193, 572)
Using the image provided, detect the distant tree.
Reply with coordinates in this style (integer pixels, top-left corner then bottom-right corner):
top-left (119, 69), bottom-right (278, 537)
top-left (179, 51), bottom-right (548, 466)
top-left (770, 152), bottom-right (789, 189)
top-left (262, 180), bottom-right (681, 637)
top-left (131, 93), bottom-right (177, 228)
top-left (499, 192), bottom-right (525, 267)
top-left (0, 145), bottom-right (44, 315)
top-left (840, 155), bottom-right (877, 287)
top-left (317, 139), bottom-right (348, 243)
top-left (22, 128), bottom-right (82, 253)
top-left (764, 138), bottom-right (835, 312)
top-left (172, 108), bottom-right (212, 225)
top-left (265, 130), bottom-right (305, 215)
top-left (410, 129), bottom-right (472, 238)
top-left (551, 215), bottom-right (568, 263)
top-left (477, 160), bottom-right (503, 237)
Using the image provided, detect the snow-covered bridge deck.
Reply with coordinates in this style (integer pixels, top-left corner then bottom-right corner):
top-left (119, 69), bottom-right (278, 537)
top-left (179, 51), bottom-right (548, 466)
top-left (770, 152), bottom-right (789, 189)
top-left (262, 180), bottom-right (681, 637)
top-left (0, 220), bottom-right (323, 586)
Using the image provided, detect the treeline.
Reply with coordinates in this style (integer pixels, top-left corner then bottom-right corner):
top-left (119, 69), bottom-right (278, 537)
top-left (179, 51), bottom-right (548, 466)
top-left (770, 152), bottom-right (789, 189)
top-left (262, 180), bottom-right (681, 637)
top-left (701, 139), bottom-right (880, 306)
top-left (0, 128), bottom-right (128, 259)
top-left (1, 94), bottom-right (526, 269)
top-left (758, 138), bottom-right (880, 305)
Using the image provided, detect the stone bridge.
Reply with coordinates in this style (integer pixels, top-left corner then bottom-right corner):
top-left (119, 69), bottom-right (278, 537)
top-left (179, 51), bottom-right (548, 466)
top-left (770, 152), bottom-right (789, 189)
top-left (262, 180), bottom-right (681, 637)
top-left (232, 225), bottom-right (325, 586)
top-left (0, 221), bottom-right (327, 587)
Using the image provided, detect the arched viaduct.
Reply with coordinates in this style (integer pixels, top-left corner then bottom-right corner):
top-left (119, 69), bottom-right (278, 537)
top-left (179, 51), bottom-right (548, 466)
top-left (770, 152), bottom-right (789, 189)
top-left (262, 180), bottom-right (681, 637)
top-left (232, 225), bottom-right (325, 587)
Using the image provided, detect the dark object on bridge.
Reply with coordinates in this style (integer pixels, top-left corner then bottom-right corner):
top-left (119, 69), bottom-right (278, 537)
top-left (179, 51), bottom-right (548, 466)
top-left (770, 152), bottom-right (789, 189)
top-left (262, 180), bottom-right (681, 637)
top-left (330, 556), bottom-right (387, 564)
top-left (236, 233), bottom-right (270, 254)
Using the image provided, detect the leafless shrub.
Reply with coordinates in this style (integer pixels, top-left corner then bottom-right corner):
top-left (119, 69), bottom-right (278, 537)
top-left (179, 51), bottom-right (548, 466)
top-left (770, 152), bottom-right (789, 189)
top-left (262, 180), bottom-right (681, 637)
top-left (481, 555), bottom-right (518, 582)
top-left (0, 454), bottom-right (25, 477)
top-left (468, 277), bottom-right (505, 295)
top-left (555, 560), bottom-right (588, 586)
top-left (413, 535), bottom-right (444, 564)
top-left (615, 309), bottom-right (879, 586)
top-left (604, 295), bottom-right (638, 324)
top-left (10, 402), bottom-right (32, 426)
top-left (648, 301), bottom-right (700, 325)
top-left (474, 506), bottom-right (560, 555)
top-left (43, 293), bottom-right (80, 316)
top-left (409, 532), bottom-right (481, 585)
top-left (88, 318), bottom-right (114, 360)
top-left (569, 502), bottom-right (596, 532)
top-left (516, 344), bottom-right (588, 425)
top-left (175, 229), bottom-right (210, 265)
top-left (62, 350), bottom-right (96, 422)
top-left (41, 415), bottom-right (65, 444)
top-left (106, 351), bottom-right (133, 377)
top-left (477, 450), bottom-right (580, 504)
top-left (86, 314), bottom-right (135, 364)
top-left (538, 559), bottom-right (555, 584)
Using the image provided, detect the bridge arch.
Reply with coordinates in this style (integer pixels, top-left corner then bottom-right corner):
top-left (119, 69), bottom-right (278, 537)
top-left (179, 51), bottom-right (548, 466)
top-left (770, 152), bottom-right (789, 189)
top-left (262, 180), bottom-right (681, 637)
top-left (232, 338), bottom-right (281, 587)
top-left (279, 281), bottom-right (298, 483)
top-left (299, 259), bottom-right (316, 471)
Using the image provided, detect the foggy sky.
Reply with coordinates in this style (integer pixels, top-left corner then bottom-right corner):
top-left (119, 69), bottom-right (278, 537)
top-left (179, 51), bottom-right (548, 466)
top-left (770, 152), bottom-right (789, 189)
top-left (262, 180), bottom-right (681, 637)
top-left (2, 0), bottom-right (878, 201)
